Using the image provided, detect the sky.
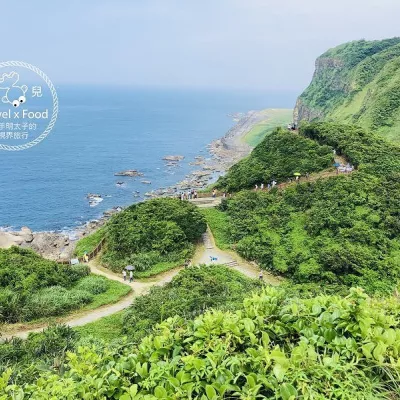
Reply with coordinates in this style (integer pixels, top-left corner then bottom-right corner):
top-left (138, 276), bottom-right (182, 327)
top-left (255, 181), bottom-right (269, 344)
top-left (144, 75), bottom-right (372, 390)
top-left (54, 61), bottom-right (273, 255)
top-left (3, 0), bottom-right (400, 91)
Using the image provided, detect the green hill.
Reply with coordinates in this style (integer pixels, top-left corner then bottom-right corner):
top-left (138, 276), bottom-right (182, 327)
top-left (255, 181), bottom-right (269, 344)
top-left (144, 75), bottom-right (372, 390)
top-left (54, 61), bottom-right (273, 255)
top-left (294, 37), bottom-right (400, 142)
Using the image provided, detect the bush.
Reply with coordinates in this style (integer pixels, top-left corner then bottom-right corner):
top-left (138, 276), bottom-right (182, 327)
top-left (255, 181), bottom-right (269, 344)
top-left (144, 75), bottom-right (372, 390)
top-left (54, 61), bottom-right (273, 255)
top-left (65, 264), bottom-right (90, 282)
top-left (74, 275), bottom-right (109, 295)
top-left (101, 198), bottom-right (207, 272)
top-left (22, 286), bottom-right (93, 320)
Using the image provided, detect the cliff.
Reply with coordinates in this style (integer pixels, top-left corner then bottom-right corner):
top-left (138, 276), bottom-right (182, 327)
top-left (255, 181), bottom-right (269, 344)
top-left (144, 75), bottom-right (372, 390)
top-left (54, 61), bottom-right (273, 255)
top-left (294, 37), bottom-right (400, 142)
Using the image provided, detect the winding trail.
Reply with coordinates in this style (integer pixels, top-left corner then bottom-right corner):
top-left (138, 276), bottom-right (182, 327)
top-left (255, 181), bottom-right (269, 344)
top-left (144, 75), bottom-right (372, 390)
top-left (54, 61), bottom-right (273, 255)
top-left (1, 227), bottom-right (279, 341)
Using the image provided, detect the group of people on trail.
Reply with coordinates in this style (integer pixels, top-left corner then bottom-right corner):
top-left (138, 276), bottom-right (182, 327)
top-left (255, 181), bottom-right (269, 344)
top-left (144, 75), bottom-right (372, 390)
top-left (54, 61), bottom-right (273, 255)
top-left (336, 163), bottom-right (354, 174)
top-left (122, 269), bottom-right (134, 283)
top-left (254, 181), bottom-right (277, 191)
top-left (179, 189), bottom-right (198, 200)
top-left (254, 172), bottom-right (314, 191)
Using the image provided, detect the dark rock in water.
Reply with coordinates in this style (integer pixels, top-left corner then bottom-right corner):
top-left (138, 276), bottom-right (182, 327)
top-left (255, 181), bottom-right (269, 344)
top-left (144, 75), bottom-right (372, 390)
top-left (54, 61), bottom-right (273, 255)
top-left (114, 170), bottom-right (144, 177)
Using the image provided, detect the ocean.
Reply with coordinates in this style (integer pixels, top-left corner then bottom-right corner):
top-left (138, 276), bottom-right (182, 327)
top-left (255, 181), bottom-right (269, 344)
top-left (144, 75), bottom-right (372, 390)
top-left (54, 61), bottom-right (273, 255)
top-left (0, 86), bottom-right (296, 232)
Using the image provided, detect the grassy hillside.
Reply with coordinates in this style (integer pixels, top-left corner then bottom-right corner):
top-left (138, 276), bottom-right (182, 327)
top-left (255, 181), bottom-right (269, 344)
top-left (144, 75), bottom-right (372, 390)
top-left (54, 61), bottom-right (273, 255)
top-left (215, 128), bottom-right (334, 192)
top-left (242, 109), bottom-right (293, 147)
top-left (295, 37), bottom-right (400, 142)
top-left (212, 123), bottom-right (400, 294)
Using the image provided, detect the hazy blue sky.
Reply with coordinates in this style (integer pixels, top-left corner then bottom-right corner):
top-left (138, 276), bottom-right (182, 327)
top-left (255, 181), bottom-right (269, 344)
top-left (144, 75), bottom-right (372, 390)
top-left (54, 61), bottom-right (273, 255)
top-left (4, 0), bottom-right (400, 90)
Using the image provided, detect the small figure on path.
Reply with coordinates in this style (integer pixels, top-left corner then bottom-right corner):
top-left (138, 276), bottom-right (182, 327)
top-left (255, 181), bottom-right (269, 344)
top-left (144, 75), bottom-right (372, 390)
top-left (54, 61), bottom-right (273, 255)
top-left (260, 183), bottom-right (264, 190)
top-left (129, 270), bottom-right (133, 283)
top-left (255, 184), bottom-right (258, 191)
top-left (84, 253), bottom-right (89, 263)
top-left (259, 270), bottom-right (263, 281)
top-left (123, 270), bottom-right (127, 281)
top-left (267, 183), bottom-right (271, 190)
top-left (212, 189), bottom-right (217, 198)
top-left (306, 172), bottom-right (309, 180)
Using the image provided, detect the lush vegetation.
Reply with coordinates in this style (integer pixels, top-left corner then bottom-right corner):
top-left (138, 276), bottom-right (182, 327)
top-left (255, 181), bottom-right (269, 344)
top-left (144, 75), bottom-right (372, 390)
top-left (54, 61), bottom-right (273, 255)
top-left (200, 209), bottom-right (232, 250)
top-left (2, 286), bottom-right (400, 399)
top-left (211, 123), bottom-right (400, 294)
top-left (74, 226), bottom-right (107, 257)
top-left (0, 266), bottom-right (260, 384)
top-left (0, 248), bottom-right (89, 323)
top-left (296, 37), bottom-right (400, 142)
top-left (100, 198), bottom-right (207, 273)
top-left (0, 247), bottom-right (129, 323)
top-left (122, 265), bottom-right (262, 341)
top-left (215, 128), bottom-right (334, 192)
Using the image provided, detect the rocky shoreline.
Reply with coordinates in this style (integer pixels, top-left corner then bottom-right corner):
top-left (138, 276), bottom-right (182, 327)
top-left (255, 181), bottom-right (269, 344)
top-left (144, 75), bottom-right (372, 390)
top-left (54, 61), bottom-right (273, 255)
top-left (0, 110), bottom-right (267, 260)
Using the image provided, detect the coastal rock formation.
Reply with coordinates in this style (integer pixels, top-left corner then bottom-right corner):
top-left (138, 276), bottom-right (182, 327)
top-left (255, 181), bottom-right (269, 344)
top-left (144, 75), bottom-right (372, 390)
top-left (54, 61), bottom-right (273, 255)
top-left (114, 170), bottom-right (144, 177)
top-left (293, 38), bottom-right (400, 141)
top-left (0, 229), bottom-right (71, 260)
top-left (163, 155), bottom-right (184, 161)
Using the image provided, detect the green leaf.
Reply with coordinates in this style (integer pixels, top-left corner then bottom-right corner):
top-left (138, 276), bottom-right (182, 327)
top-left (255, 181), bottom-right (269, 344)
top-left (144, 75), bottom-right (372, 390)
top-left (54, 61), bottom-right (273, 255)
top-left (273, 364), bottom-right (286, 382)
top-left (206, 384), bottom-right (217, 399)
top-left (155, 386), bottom-right (168, 398)
top-left (280, 383), bottom-right (298, 400)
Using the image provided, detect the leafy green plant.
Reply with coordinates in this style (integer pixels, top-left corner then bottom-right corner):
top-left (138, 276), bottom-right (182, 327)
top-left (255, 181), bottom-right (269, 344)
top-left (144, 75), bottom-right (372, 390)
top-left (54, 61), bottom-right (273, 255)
top-left (3, 287), bottom-right (400, 399)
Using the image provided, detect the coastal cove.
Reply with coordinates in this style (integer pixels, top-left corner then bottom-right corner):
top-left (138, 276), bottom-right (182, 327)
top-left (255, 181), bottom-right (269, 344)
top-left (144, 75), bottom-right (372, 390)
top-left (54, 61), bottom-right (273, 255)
top-left (0, 87), bottom-right (295, 234)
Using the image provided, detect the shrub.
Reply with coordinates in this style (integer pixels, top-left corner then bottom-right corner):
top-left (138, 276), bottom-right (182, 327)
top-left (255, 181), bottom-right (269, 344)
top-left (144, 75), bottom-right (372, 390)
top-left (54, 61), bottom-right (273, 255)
top-left (74, 275), bottom-right (109, 295)
top-left (65, 264), bottom-right (90, 282)
top-left (101, 198), bottom-right (207, 272)
top-left (22, 287), bottom-right (93, 320)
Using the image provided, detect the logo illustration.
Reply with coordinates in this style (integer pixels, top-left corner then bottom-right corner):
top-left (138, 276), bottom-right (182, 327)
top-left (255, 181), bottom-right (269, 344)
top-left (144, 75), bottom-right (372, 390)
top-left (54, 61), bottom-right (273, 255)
top-left (0, 72), bottom-right (28, 108)
top-left (0, 61), bottom-right (58, 151)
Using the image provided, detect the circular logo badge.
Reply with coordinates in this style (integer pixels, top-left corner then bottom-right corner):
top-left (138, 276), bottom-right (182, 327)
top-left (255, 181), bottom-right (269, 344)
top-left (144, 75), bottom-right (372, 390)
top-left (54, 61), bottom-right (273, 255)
top-left (0, 61), bottom-right (58, 151)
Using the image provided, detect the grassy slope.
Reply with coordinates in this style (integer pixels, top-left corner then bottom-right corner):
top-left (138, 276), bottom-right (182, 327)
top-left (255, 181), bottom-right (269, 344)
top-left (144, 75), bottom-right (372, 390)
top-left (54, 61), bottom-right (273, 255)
top-left (298, 38), bottom-right (400, 142)
top-left (242, 108), bottom-right (293, 147)
top-left (80, 279), bottom-right (131, 311)
top-left (74, 226), bottom-right (106, 257)
top-left (74, 311), bottom-right (125, 341)
top-left (200, 208), bottom-right (232, 250)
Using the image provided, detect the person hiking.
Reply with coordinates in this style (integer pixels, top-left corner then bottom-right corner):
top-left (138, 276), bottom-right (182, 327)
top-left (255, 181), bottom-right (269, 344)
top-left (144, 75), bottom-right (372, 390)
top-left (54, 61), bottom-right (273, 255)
top-left (123, 270), bottom-right (127, 281)
top-left (255, 184), bottom-right (258, 191)
top-left (129, 270), bottom-right (133, 283)
top-left (212, 189), bottom-right (216, 198)
top-left (259, 270), bottom-right (263, 281)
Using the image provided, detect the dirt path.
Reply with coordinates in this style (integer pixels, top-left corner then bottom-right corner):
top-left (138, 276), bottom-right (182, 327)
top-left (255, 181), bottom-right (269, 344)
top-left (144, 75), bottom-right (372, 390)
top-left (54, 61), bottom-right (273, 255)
top-left (193, 227), bottom-right (282, 285)
top-left (1, 227), bottom-right (281, 341)
top-left (0, 264), bottom-right (183, 341)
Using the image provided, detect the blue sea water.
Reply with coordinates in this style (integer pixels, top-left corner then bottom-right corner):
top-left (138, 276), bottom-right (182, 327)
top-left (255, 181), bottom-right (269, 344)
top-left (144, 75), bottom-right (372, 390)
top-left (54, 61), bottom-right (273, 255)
top-left (0, 86), bottom-right (296, 232)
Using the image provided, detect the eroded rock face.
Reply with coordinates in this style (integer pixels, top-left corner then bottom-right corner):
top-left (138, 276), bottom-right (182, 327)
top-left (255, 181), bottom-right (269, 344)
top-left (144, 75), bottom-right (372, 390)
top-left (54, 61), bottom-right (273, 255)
top-left (293, 57), bottom-right (345, 125)
top-left (293, 98), bottom-right (324, 126)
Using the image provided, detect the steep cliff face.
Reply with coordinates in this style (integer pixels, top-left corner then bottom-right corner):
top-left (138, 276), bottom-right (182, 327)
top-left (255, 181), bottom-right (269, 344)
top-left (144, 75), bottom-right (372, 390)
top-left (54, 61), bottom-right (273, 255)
top-left (294, 38), bottom-right (400, 142)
